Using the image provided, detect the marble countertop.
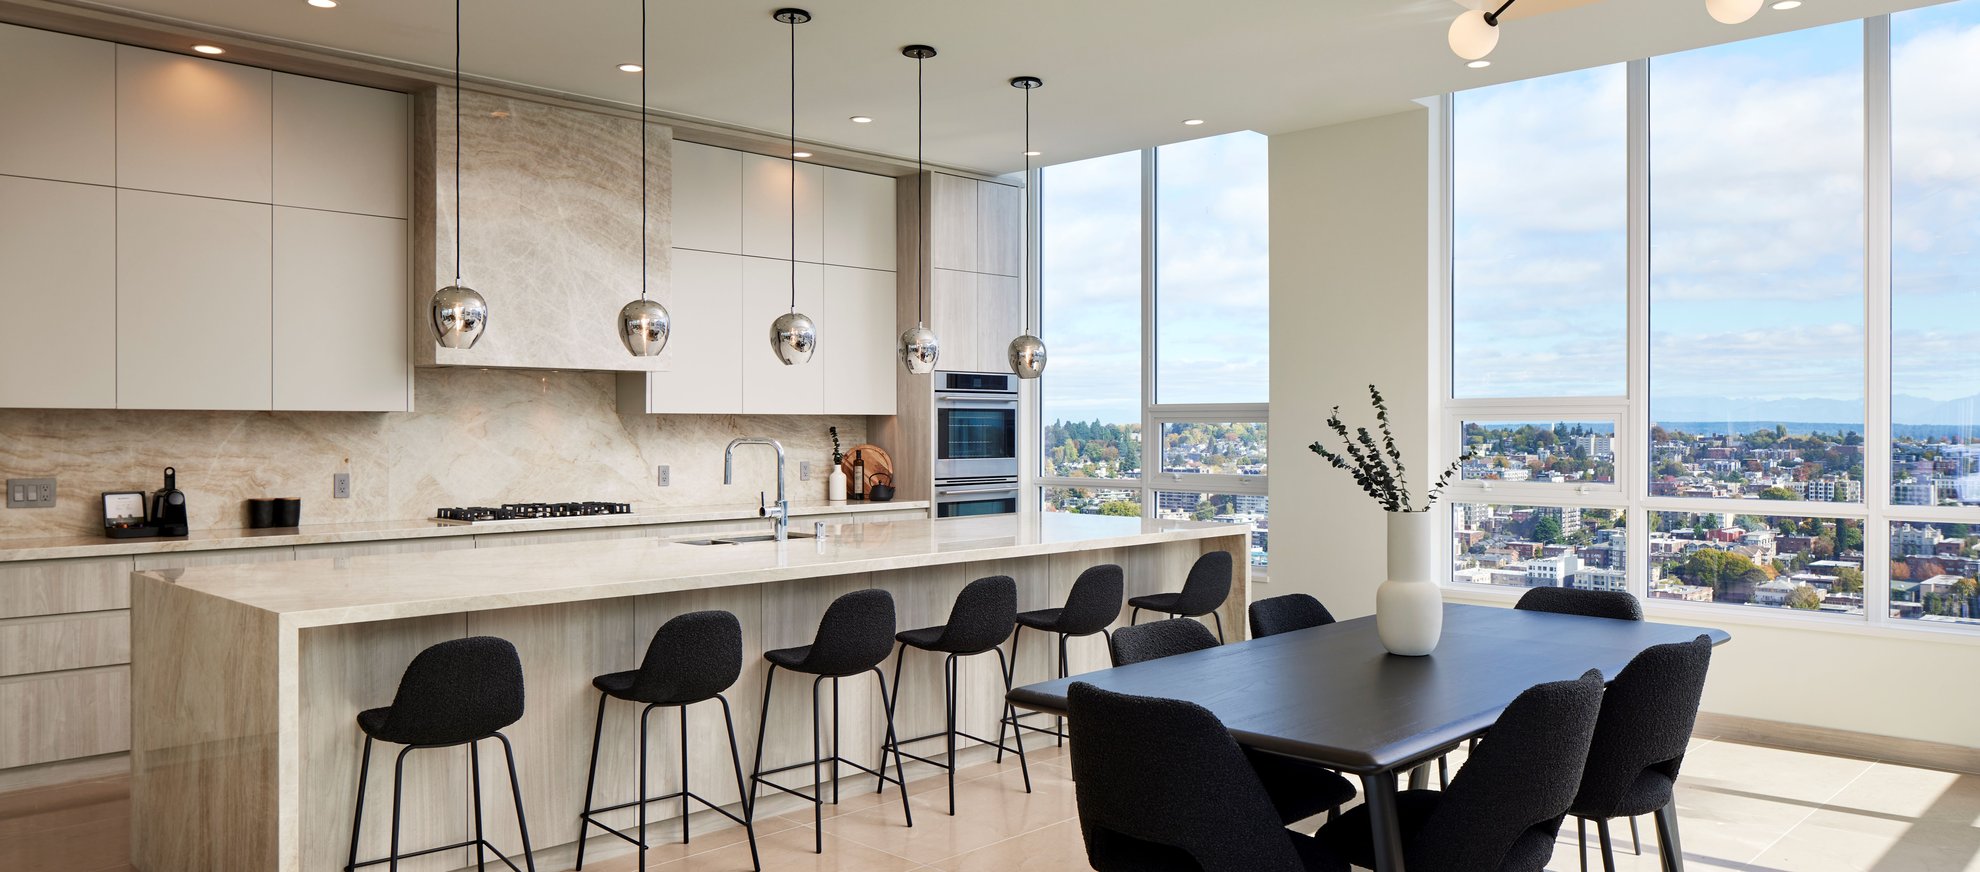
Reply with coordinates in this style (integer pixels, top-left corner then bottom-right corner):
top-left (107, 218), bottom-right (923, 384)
top-left (0, 499), bottom-right (927, 563)
top-left (137, 514), bottom-right (1247, 628)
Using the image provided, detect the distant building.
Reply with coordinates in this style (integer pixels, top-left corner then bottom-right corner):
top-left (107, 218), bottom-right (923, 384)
top-left (1534, 506), bottom-right (1582, 537)
top-left (1650, 584), bottom-right (1714, 603)
top-left (1805, 477), bottom-right (1863, 502)
top-left (1893, 524), bottom-right (1945, 557)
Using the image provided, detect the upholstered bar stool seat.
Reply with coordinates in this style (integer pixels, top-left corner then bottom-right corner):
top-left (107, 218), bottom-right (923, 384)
top-left (1127, 551), bottom-right (1235, 641)
top-left (881, 575), bottom-right (1031, 815)
top-left (1003, 563), bottom-right (1125, 750)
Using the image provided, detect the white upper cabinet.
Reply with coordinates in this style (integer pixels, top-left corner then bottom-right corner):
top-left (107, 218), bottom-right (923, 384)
top-left (741, 258), bottom-right (825, 415)
top-left (273, 73), bottom-right (408, 218)
top-left (0, 24), bottom-right (114, 185)
top-left (672, 141), bottom-right (742, 254)
top-left (117, 191), bottom-right (273, 411)
top-left (929, 173), bottom-right (978, 273)
top-left (820, 266), bottom-right (898, 414)
top-left (623, 249), bottom-right (744, 414)
top-left (116, 46), bottom-right (272, 203)
top-left (976, 181), bottom-right (1023, 278)
top-left (0, 178), bottom-right (116, 409)
top-left (821, 168), bottom-right (896, 271)
top-left (273, 208), bottom-right (408, 412)
top-left (741, 153), bottom-right (823, 263)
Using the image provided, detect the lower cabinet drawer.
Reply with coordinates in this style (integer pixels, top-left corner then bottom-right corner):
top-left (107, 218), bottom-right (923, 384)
top-left (0, 610), bottom-right (130, 677)
top-left (0, 667), bottom-right (130, 768)
top-left (0, 556), bottom-right (134, 620)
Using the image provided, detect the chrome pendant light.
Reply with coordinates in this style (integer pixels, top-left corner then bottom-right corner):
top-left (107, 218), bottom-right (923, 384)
top-left (618, 0), bottom-right (669, 356)
top-left (1006, 75), bottom-right (1046, 380)
top-left (431, 0), bottom-right (487, 349)
top-left (896, 44), bottom-right (940, 376)
top-left (769, 8), bottom-right (817, 366)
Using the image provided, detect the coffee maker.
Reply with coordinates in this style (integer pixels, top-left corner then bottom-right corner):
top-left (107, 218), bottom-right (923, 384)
top-left (151, 467), bottom-right (188, 537)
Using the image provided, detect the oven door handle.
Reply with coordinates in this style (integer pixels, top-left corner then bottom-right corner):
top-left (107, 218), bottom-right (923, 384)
top-left (937, 486), bottom-right (1022, 495)
top-left (937, 398), bottom-right (1019, 409)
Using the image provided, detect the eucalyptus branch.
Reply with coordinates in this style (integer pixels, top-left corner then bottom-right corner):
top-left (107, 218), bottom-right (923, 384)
top-left (1308, 384), bottom-right (1465, 513)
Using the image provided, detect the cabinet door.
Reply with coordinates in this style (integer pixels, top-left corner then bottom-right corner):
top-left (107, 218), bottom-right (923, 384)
top-left (672, 142), bottom-right (742, 254)
top-left (928, 268), bottom-right (977, 374)
top-left (821, 266), bottom-right (897, 415)
top-left (976, 273), bottom-right (1024, 374)
top-left (741, 258), bottom-right (824, 414)
top-left (740, 153), bottom-right (822, 263)
top-left (273, 73), bottom-right (408, 219)
top-left (116, 45), bottom-right (272, 203)
top-left (643, 249), bottom-right (743, 413)
top-left (0, 177), bottom-right (116, 409)
top-left (117, 190), bottom-right (272, 411)
top-left (929, 173), bottom-right (977, 272)
top-left (821, 167), bottom-right (896, 271)
top-left (274, 207), bottom-right (409, 411)
top-left (976, 180), bottom-right (1023, 277)
top-left (0, 23), bottom-right (114, 185)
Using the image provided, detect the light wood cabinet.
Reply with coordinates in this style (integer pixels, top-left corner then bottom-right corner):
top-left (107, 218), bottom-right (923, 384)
top-left (0, 611), bottom-right (130, 678)
top-left (976, 181), bottom-right (1023, 277)
top-left (929, 173), bottom-right (978, 272)
top-left (930, 268), bottom-right (978, 373)
top-left (0, 177), bottom-right (117, 409)
top-left (0, 557), bottom-right (132, 620)
top-left (821, 266), bottom-right (899, 414)
top-left (740, 153), bottom-right (823, 263)
top-left (0, 23), bottom-right (114, 185)
top-left (672, 141), bottom-right (742, 254)
top-left (273, 207), bottom-right (410, 412)
top-left (273, 72), bottom-right (408, 219)
top-left (822, 167), bottom-right (897, 271)
top-left (116, 45), bottom-right (272, 203)
top-left (116, 190), bottom-right (273, 411)
top-left (976, 273), bottom-right (1025, 372)
top-left (618, 249), bottom-right (745, 414)
top-left (0, 668), bottom-right (130, 769)
top-left (741, 258), bottom-right (825, 414)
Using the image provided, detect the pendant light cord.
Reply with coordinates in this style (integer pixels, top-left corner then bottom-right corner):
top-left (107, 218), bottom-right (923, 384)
top-left (453, 0), bottom-right (463, 287)
top-left (639, 0), bottom-right (648, 301)
top-left (788, 13), bottom-right (797, 314)
top-left (916, 51), bottom-right (925, 327)
top-left (1022, 82), bottom-right (1031, 335)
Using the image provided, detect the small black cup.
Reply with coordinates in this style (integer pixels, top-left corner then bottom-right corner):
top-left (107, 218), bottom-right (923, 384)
top-left (247, 499), bottom-right (276, 529)
top-left (272, 498), bottom-right (302, 528)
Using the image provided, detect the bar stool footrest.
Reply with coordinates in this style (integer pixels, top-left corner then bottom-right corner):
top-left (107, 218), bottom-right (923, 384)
top-left (349, 838), bottom-right (524, 872)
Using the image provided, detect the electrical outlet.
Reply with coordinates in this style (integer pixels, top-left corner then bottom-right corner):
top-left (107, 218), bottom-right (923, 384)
top-left (658, 465), bottom-right (671, 487)
top-left (333, 473), bottom-right (352, 499)
top-left (800, 461), bottom-right (812, 481)
top-left (6, 478), bottom-right (56, 508)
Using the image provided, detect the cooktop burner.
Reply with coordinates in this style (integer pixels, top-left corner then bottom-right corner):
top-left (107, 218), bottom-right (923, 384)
top-left (434, 502), bottom-right (634, 524)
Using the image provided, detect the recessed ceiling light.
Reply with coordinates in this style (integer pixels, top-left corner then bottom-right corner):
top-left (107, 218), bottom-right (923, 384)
top-left (1771, 0), bottom-right (1802, 8)
top-left (192, 44), bottom-right (225, 55)
top-left (1468, 59), bottom-right (1492, 69)
top-left (1023, 150), bottom-right (1042, 157)
top-left (792, 151), bottom-right (813, 159)
top-left (307, 0), bottom-right (338, 8)
top-left (488, 110), bottom-right (511, 119)
top-left (849, 115), bottom-right (873, 123)
top-left (617, 63), bottom-right (643, 73)
top-left (1182, 118), bottom-right (1205, 126)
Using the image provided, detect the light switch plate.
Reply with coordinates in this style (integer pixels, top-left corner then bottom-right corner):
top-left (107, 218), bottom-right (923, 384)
top-left (658, 466), bottom-right (671, 487)
top-left (6, 478), bottom-right (56, 508)
top-left (799, 461), bottom-right (812, 481)
top-left (333, 473), bottom-right (351, 499)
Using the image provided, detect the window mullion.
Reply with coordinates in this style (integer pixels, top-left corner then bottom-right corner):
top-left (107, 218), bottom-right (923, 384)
top-left (1626, 57), bottom-right (1652, 600)
top-left (1140, 147), bottom-right (1158, 519)
top-left (1864, 14), bottom-right (1895, 627)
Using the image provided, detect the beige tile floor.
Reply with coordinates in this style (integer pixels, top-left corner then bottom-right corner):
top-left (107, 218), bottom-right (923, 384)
top-left (1, 735), bottom-right (1974, 871)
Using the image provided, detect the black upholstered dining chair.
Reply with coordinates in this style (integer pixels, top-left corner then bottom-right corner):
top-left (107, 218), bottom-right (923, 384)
top-left (1248, 593), bottom-right (1337, 638)
top-left (1107, 617), bottom-right (1357, 825)
top-left (881, 575), bottom-right (1030, 815)
top-left (1066, 681), bottom-right (1349, 872)
top-left (1128, 551), bottom-right (1234, 641)
top-left (1568, 635), bottom-right (1714, 872)
top-left (1517, 586), bottom-right (1645, 621)
top-left (1316, 669), bottom-right (1608, 872)
top-left (1002, 563), bottom-right (1125, 750)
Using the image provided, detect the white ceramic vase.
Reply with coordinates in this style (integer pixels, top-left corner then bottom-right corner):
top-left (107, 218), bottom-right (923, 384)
top-left (827, 466), bottom-right (849, 502)
top-left (1377, 509), bottom-right (1443, 656)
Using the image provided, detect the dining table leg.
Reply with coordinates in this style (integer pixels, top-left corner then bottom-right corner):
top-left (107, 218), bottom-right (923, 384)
top-left (1360, 771), bottom-right (1409, 872)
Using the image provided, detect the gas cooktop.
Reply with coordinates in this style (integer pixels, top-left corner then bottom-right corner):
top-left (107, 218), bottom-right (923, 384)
top-left (434, 502), bottom-right (634, 524)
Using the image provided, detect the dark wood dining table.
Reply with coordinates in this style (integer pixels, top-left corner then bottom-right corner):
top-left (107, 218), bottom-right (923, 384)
top-left (1005, 602), bottom-right (1732, 872)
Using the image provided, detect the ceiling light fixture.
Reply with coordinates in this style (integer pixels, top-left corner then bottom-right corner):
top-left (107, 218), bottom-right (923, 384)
top-left (1182, 118), bottom-right (1205, 126)
top-left (617, 0), bottom-right (669, 358)
top-left (769, 9), bottom-right (818, 366)
top-left (1468, 60), bottom-right (1492, 69)
top-left (1707, 0), bottom-right (1763, 24)
top-left (897, 44), bottom-right (940, 376)
top-left (1771, 0), bottom-right (1802, 9)
top-left (1024, 150), bottom-right (1042, 157)
top-left (791, 150), bottom-right (812, 158)
top-left (431, 0), bottom-right (487, 349)
top-left (1449, 0), bottom-right (1519, 62)
top-left (1006, 75), bottom-right (1047, 380)
top-left (850, 115), bottom-right (873, 123)
top-left (617, 63), bottom-right (643, 72)
top-left (192, 44), bottom-right (225, 55)
top-left (307, 0), bottom-right (338, 8)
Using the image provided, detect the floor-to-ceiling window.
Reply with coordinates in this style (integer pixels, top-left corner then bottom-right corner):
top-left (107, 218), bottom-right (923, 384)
top-left (1036, 131), bottom-right (1272, 578)
top-left (1440, 1), bottom-right (1980, 634)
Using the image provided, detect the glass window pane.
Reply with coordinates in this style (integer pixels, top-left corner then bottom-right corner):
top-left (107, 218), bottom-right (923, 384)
top-left (1157, 492), bottom-right (1268, 581)
top-left (1155, 132), bottom-right (1269, 404)
top-left (1159, 422), bottom-right (1267, 477)
top-left (1452, 65), bottom-right (1628, 398)
top-left (1649, 23), bottom-right (1866, 502)
top-left (1450, 504), bottom-right (1628, 589)
top-left (1646, 512), bottom-right (1864, 616)
top-left (1892, 0), bottom-right (1980, 507)
top-left (1042, 485), bottom-right (1142, 518)
top-left (1887, 522), bottom-right (1980, 628)
top-left (1460, 421), bottom-right (1615, 485)
top-left (1042, 150), bottom-right (1142, 479)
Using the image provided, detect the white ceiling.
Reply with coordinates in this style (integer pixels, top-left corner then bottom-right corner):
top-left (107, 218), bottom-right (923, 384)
top-left (55, 0), bottom-right (1949, 174)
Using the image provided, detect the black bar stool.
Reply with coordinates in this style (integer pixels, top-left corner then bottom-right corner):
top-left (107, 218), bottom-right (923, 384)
top-left (344, 636), bottom-right (535, 872)
top-left (573, 610), bottom-right (759, 872)
top-left (879, 575), bottom-right (1031, 815)
top-left (1127, 551), bottom-right (1234, 641)
top-left (748, 588), bottom-right (912, 854)
top-left (1000, 563), bottom-right (1124, 749)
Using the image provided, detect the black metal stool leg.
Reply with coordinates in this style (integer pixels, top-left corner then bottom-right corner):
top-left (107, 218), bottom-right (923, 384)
top-left (877, 643), bottom-right (907, 795)
top-left (1630, 815), bottom-right (1641, 855)
top-left (388, 744), bottom-right (414, 872)
top-left (574, 693), bottom-right (607, 870)
top-left (746, 665), bottom-right (777, 820)
top-left (1210, 610), bottom-right (1225, 642)
top-left (992, 645), bottom-right (1031, 792)
top-left (470, 739), bottom-right (487, 871)
top-left (1056, 632), bottom-right (1070, 747)
top-left (716, 695), bottom-right (762, 872)
top-left (345, 736), bottom-right (373, 872)
top-left (495, 732), bottom-right (536, 871)
top-left (944, 653), bottom-right (958, 816)
top-left (996, 627), bottom-right (1019, 763)
top-left (638, 706), bottom-right (653, 872)
top-left (1578, 816), bottom-right (1589, 872)
top-left (871, 666), bottom-right (912, 827)
top-left (830, 677), bottom-right (842, 805)
top-left (1129, 607), bottom-right (1141, 625)
top-left (809, 675), bottom-right (825, 854)
top-left (1597, 817), bottom-right (1617, 872)
top-left (680, 703), bottom-right (691, 844)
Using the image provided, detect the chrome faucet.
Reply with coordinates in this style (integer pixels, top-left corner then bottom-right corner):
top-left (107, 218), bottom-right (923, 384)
top-left (723, 437), bottom-right (791, 541)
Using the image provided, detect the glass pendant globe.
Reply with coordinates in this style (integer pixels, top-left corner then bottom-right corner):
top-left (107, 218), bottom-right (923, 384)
top-left (770, 311), bottom-right (818, 366)
top-left (1007, 334), bottom-right (1047, 379)
top-left (431, 284), bottom-right (487, 349)
top-left (1447, 9), bottom-right (1499, 61)
top-left (899, 324), bottom-right (939, 375)
top-left (1706, 0), bottom-right (1762, 24)
top-left (618, 298), bottom-right (670, 357)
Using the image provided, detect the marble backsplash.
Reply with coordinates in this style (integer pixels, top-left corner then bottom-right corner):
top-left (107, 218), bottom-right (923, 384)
top-left (0, 367), bottom-right (865, 539)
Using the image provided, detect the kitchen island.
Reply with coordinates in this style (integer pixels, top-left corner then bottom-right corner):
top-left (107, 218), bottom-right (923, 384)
top-left (128, 513), bottom-right (1250, 872)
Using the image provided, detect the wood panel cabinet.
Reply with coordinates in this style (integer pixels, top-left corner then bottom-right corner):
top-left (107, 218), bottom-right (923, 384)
top-left (975, 273), bottom-right (1025, 373)
top-left (929, 268), bottom-right (978, 373)
top-left (617, 249), bottom-right (744, 414)
top-left (976, 181), bottom-right (1023, 277)
top-left (273, 207), bottom-right (410, 412)
top-left (116, 45), bottom-right (272, 203)
top-left (0, 23), bottom-right (114, 185)
top-left (929, 173), bottom-right (978, 273)
top-left (741, 258), bottom-right (825, 414)
top-left (0, 177), bottom-right (117, 409)
top-left (740, 153), bottom-right (823, 263)
top-left (116, 190), bottom-right (273, 411)
top-left (273, 72), bottom-right (408, 219)
top-left (672, 141), bottom-right (742, 254)
top-left (0, 668), bottom-right (130, 769)
top-left (821, 266), bottom-right (899, 414)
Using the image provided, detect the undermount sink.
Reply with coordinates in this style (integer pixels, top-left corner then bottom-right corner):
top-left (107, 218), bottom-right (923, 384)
top-left (678, 532), bottom-right (818, 546)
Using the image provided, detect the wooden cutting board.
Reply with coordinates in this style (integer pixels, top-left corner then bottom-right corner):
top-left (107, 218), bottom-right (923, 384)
top-left (840, 444), bottom-right (894, 488)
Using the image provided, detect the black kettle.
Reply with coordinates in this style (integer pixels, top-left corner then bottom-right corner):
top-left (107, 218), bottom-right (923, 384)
top-left (151, 467), bottom-right (189, 537)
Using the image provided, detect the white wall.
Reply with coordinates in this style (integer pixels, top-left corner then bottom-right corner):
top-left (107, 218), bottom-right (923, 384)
top-left (1267, 108), bottom-right (1980, 750)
